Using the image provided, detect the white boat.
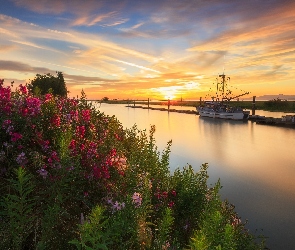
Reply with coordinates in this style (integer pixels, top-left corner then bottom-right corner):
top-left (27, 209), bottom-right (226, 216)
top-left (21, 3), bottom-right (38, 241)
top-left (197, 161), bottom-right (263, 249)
top-left (197, 74), bottom-right (250, 120)
top-left (197, 101), bottom-right (250, 120)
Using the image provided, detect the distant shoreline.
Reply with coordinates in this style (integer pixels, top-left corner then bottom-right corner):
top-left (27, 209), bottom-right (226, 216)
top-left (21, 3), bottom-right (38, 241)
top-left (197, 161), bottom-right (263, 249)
top-left (91, 100), bottom-right (295, 113)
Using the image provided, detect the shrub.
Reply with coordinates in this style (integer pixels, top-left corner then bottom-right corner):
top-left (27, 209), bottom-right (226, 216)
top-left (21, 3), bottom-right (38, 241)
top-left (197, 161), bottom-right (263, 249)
top-left (27, 72), bottom-right (67, 97)
top-left (0, 78), bottom-right (266, 249)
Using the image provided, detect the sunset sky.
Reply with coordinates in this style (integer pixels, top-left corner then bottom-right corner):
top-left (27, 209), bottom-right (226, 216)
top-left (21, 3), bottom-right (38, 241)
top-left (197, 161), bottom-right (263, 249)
top-left (1, 0), bottom-right (295, 100)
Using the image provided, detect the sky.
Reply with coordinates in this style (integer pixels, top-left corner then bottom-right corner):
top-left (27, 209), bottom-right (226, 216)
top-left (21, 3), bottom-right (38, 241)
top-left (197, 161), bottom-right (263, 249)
top-left (1, 0), bottom-right (295, 100)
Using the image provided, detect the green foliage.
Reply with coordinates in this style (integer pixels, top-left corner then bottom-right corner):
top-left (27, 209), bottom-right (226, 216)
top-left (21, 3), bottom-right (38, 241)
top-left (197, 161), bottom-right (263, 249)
top-left (264, 98), bottom-right (289, 110)
top-left (0, 80), bottom-right (267, 249)
top-left (153, 207), bottom-right (174, 249)
top-left (189, 180), bottom-right (264, 250)
top-left (170, 164), bottom-right (209, 245)
top-left (69, 206), bottom-right (109, 250)
top-left (28, 72), bottom-right (67, 97)
top-left (0, 167), bottom-right (36, 249)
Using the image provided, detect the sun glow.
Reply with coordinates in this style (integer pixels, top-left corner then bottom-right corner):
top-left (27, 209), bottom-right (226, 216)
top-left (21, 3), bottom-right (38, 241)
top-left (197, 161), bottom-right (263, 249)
top-left (164, 93), bottom-right (176, 100)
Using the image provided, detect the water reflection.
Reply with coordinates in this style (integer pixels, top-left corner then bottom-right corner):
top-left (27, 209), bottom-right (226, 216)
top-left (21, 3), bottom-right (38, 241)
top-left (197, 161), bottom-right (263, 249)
top-left (98, 103), bottom-right (295, 250)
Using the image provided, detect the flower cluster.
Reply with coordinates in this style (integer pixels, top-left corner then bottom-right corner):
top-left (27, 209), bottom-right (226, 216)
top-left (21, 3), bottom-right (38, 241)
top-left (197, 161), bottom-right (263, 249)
top-left (106, 197), bottom-right (126, 212)
top-left (0, 80), bottom-right (12, 114)
top-left (132, 192), bottom-right (142, 207)
top-left (154, 188), bottom-right (177, 208)
top-left (0, 80), bottom-right (126, 185)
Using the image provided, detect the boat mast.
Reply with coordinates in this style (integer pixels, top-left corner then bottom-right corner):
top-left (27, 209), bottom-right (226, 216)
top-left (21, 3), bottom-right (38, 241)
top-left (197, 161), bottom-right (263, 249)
top-left (219, 73), bottom-right (226, 96)
top-left (217, 73), bottom-right (227, 102)
top-left (212, 72), bottom-right (250, 102)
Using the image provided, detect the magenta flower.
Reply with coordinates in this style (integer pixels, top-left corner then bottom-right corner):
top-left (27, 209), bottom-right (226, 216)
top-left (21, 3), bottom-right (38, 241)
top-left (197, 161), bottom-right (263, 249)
top-left (50, 114), bottom-right (61, 127)
top-left (25, 97), bottom-right (41, 116)
top-left (70, 110), bottom-right (79, 121)
top-left (81, 109), bottom-right (91, 122)
top-left (162, 191), bottom-right (168, 198)
top-left (168, 201), bottom-right (175, 208)
top-left (76, 125), bottom-right (86, 138)
top-left (171, 190), bottom-right (177, 196)
top-left (19, 84), bottom-right (28, 95)
top-left (11, 132), bottom-right (22, 142)
top-left (44, 93), bottom-right (53, 101)
top-left (2, 119), bottom-right (12, 129)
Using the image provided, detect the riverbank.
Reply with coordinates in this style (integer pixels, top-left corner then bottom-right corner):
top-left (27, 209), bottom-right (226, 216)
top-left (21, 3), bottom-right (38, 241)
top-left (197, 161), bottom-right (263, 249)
top-left (0, 83), bottom-right (267, 249)
top-left (95, 100), bottom-right (295, 113)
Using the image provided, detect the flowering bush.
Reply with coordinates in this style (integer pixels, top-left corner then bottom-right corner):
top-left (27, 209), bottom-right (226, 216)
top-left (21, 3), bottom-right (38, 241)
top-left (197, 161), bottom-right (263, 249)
top-left (0, 79), bottom-right (266, 249)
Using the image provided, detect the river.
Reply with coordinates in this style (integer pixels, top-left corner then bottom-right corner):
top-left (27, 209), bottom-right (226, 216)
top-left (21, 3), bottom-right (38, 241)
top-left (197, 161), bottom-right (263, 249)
top-left (96, 103), bottom-right (295, 250)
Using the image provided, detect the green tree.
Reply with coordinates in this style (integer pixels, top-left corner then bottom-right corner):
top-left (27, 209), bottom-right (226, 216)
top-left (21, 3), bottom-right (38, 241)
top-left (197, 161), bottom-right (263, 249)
top-left (28, 72), bottom-right (67, 97)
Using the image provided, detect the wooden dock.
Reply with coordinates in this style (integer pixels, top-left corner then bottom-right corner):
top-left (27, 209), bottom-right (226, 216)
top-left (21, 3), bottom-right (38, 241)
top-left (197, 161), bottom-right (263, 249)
top-left (127, 105), bottom-right (198, 115)
top-left (127, 105), bottom-right (295, 128)
top-left (248, 115), bottom-right (295, 128)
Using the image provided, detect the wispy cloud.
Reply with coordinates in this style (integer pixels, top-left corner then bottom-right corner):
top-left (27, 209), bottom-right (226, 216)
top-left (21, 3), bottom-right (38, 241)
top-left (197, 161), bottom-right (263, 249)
top-left (1, 0), bottom-right (295, 99)
top-left (0, 60), bottom-right (54, 74)
top-left (114, 59), bottom-right (161, 73)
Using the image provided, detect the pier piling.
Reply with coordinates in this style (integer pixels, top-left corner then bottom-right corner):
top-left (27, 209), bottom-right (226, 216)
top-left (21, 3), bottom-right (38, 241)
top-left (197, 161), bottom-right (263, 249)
top-left (252, 96), bottom-right (256, 115)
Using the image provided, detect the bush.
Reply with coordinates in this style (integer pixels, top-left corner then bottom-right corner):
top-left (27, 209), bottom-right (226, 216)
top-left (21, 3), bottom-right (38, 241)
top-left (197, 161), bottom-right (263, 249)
top-left (0, 79), bottom-right (266, 249)
top-left (28, 72), bottom-right (67, 97)
top-left (264, 98), bottom-right (288, 110)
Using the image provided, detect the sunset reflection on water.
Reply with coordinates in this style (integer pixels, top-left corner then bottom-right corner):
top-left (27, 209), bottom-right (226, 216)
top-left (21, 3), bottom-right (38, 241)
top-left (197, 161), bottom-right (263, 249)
top-left (98, 103), bottom-right (295, 250)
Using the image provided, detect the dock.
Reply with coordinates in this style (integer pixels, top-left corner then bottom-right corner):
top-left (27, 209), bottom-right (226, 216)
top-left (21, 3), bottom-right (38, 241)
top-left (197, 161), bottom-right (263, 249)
top-left (127, 105), bottom-right (198, 115)
top-left (249, 115), bottom-right (295, 128)
top-left (127, 105), bottom-right (295, 128)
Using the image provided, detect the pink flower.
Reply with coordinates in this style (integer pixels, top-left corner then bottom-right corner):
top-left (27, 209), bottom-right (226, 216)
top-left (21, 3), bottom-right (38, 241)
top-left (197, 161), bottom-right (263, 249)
top-left (162, 191), bottom-right (168, 198)
top-left (70, 110), bottom-right (79, 121)
top-left (11, 132), bottom-right (22, 142)
top-left (81, 109), bottom-right (91, 122)
top-left (50, 114), bottom-right (61, 127)
top-left (2, 119), bottom-right (12, 128)
top-left (93, 165), bottom-right (110, 179)
top-left (44, 93), bottom-right (53, 101)
top-left (93, 166), bottom-right (102, 179)
top-left (25, 97), bottom-right (41, 116)
top-left (76, 126), bottom-right (85, 138)
top-left (40, 140), bottom-right (50, 151)
top-left (19, 84), bottom-right (28, 95)
top-left (171, 190), bottom-right (177, 196)
top-left (21, 108), bottom-right (28, 116)
top-left (168, 201), bottom-right (175, 208)
top-left (48, 151), bottom-right (60, 163)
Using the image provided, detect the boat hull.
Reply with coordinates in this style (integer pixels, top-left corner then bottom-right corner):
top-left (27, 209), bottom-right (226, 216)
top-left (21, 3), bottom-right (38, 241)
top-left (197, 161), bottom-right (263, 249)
top-left (198, 109), bottom-right (248, 120)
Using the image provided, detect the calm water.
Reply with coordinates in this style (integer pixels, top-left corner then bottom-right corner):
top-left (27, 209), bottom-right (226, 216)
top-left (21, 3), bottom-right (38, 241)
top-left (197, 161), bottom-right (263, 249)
top-left (97, 103), bottom-right (295, 250)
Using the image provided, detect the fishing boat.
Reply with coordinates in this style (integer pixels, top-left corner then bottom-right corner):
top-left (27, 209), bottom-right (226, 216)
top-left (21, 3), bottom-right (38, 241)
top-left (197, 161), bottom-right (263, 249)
top-left (197, 74), bottom-right (250, 120)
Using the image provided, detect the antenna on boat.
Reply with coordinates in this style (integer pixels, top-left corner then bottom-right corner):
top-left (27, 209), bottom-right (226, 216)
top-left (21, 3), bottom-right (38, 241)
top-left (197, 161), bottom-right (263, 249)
top-left (223, 54), bottom-right (225, 74)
